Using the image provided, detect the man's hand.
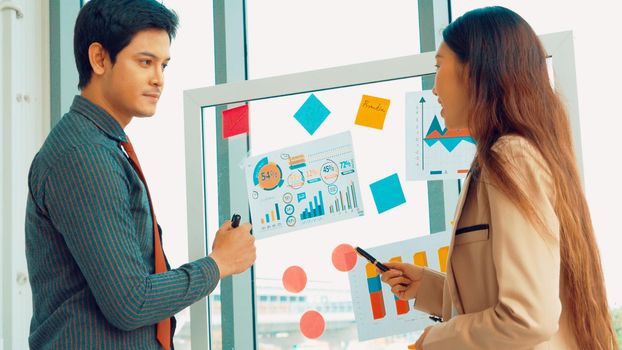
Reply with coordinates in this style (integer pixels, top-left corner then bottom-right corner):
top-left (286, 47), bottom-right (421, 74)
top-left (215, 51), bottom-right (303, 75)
top-left (209, 220), bottom-right (256, 278)
top-left (380, 262), bottom-right (425, 300)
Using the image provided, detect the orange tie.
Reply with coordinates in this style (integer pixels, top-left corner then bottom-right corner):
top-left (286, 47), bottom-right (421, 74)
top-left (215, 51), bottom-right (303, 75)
top-left (120, 138), bottom-right (171, 350)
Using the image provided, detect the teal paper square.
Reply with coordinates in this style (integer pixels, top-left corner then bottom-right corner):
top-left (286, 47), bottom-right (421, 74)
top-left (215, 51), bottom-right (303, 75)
top-left (293, 94), bottom-right (331, 135)
top-left (369, 173), bottom-right (406, 214)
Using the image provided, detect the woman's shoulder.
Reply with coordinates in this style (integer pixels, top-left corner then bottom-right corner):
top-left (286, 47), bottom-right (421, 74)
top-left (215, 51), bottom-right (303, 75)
top-left (487, 134), bottom-right (553, 191)
top-left (491, 135), bottom-right (547, 168)
top-left (492, 134), bottom-right (535, 154)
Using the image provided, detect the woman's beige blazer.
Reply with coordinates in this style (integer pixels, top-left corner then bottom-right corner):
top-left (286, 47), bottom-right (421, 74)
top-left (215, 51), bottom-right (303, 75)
top-left (416, 136), bottom-right (579, 349)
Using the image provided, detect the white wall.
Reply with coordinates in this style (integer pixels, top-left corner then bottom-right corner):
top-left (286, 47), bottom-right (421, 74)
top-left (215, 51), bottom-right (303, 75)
top-left (1, 0), bottom-right (50, 349)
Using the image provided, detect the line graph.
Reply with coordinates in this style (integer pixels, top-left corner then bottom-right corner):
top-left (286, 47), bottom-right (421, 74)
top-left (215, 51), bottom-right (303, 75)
top-left (424, 115), bottom-right (475, 152)
top-left (406, 90), bottom-right (476, 180)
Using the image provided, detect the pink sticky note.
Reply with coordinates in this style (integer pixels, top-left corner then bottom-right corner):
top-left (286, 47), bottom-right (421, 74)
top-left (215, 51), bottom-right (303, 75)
top-left (222, 105), bottom-right (249, 138)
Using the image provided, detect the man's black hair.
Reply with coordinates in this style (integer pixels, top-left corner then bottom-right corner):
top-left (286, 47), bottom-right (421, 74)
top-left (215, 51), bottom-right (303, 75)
top-left (74, 0), bottom-right (179, 89)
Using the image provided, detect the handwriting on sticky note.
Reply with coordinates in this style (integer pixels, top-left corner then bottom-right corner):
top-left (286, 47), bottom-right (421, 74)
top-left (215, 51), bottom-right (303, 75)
top-left (362, 99), bottom-right (387, 113)
top-left (355, 95), bottom-right (391, 130)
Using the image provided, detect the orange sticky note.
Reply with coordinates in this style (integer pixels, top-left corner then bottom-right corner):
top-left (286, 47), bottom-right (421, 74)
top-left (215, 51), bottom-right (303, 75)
top-left (355, 95), bottom-right (391, 129)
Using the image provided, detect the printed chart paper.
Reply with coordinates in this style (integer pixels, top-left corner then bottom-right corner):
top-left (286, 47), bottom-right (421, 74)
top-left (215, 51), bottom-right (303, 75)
top-left (348, 231), bottom-right (451, 341)
top-left (405, 90), bottom-right (476, 180)
top-left (245, 131), bottom-right (364, 239)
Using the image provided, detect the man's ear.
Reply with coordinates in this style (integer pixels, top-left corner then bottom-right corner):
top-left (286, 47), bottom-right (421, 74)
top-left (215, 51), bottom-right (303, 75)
top-left (88, 42), bottom-right (108, 77)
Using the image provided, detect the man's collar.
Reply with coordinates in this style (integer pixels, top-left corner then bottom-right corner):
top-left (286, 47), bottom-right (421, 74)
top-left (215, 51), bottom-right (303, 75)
top-left (69, 95), bottom-right (127, 143)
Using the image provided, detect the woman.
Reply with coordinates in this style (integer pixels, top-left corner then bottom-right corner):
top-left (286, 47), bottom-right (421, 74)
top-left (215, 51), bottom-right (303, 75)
top-left (381, 6), bottom-right (617, 350)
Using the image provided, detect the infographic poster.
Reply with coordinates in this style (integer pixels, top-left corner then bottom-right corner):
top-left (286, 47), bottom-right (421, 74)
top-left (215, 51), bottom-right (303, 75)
top-left (405, 90), bottom-right (476, 180)
top-left (245, 131), bottom-right (364, 239)
top-left (348, 231), bottom-right (451, 341)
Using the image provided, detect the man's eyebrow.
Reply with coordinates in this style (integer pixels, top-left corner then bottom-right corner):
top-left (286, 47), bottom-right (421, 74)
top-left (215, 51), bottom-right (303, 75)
top-left (136, 51), bottom-right (171, 61)
top-left (435, 54), bottom-right (443, 58)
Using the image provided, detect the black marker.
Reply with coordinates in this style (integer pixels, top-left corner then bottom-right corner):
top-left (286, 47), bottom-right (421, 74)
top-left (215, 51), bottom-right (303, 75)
top-left (355, 246), bottom-right (389, 272)
top-left (429, 315), bottom-right (443, 323)
top-left (231, 214), bottom-right (241, 228)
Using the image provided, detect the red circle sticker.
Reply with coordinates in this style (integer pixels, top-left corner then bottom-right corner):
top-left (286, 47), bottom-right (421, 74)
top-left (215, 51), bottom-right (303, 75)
top-left (282, 265), bottom-right (307, 293)
top-left (299, 310), bottom-right (325, 339)
top-left (331, 243), bottom-right (357, 272)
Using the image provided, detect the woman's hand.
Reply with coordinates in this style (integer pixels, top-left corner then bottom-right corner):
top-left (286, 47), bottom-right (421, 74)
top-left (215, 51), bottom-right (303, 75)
top-left (379, 262), bottom-right (425, 300)
top-left (414, 326), bottom-right (433, 349)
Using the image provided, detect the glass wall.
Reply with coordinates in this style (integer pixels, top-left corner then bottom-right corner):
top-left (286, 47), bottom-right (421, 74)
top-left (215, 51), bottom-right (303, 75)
top-left (200, 71), bottom-right (453, 348)
top-left (223, 2), bottom-right (438, 348)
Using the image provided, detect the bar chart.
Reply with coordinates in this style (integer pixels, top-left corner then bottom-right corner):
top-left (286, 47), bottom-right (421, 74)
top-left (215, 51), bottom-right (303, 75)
top-left (260, 203), bottom-right (282, 225)
top-left (300, 191), bottom-right (325, 220)
top-left (389, 257), bottom-right (409, 316)
top-left (348, 231), bottom-right (452, 340)
top-left (328, 181), bottom-right (359, 214)
top-left (365, 262), bottom-right (386, 320)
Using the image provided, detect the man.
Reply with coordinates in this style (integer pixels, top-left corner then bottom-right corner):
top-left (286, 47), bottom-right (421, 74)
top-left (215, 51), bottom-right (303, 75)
top-left (25, 1), bottom-right (256, 348)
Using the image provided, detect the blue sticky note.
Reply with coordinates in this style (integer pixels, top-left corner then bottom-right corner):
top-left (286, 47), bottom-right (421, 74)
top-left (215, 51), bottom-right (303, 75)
top-left (369, 173), bottom-right (406, 214)
top-left (293, 94), bottom-right (331, 135)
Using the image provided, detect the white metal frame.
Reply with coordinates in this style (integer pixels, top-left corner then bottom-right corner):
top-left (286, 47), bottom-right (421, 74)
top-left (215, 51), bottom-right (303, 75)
top-left (183, 31), bottom-right (581, 349)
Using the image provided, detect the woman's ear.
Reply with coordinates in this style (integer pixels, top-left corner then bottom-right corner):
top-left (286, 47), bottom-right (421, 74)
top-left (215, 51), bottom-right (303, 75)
top-left (457, 61), bottom-right (469, 82)
top-left (88, 42), bottom-right (108, 76)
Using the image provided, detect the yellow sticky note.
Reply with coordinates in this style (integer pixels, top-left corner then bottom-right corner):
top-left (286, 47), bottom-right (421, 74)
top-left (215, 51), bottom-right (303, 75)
top-left (355, 95), bottom-right (391, 129)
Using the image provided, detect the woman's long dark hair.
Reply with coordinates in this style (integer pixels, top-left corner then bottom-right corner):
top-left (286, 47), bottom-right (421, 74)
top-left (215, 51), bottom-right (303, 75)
top-left (443, 6), bottom-right (617, 349)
